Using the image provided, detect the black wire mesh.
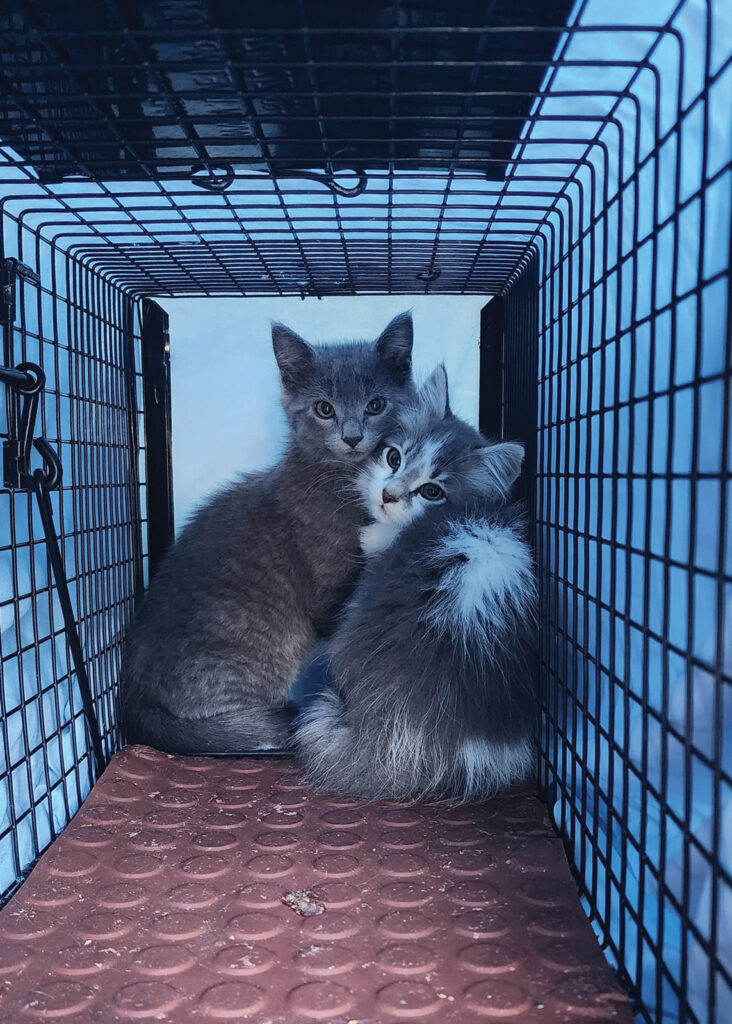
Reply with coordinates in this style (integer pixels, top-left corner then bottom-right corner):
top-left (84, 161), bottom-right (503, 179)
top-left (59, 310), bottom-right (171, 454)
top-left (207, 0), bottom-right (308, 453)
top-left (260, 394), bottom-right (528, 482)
top-left (0, 1), bottom-right (730, 1022)
top-left (530, 4), bottom-right (732, 1019)
top-left (0, 0), bottom-right (687, 299)
top-left (0, 244), bottom-right (147, 903)
top-left (0, 0), bottom-right (573, 183)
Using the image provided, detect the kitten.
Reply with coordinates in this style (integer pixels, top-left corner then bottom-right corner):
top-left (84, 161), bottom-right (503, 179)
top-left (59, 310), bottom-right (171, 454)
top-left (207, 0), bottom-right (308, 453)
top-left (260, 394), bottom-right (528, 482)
top-left (121, 313), bottom-right (415, 754)
top-left (294, 366), bottom-right (537, 800)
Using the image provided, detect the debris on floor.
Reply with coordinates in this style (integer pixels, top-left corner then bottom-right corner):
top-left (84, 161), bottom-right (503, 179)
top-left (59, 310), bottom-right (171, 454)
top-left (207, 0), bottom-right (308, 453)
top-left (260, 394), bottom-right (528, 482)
top-left (281, 888), bottom-right (326, 917)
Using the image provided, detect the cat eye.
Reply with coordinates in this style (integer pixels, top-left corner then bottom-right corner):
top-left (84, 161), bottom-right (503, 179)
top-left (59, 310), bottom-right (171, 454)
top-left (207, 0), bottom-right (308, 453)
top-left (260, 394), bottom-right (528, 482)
top-left (314, 400), bottom-right (335, 419)
top-left (419, 482), bottom-right (445, 501)
top-left (385, 447), bottom-right (401, 470)
top-left (366, 396), bottom-right (386, 415)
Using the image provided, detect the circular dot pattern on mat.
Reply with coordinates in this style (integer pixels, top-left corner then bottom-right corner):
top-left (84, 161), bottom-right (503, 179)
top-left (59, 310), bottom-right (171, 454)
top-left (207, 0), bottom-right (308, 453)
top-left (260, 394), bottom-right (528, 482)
top-left (463, 978), bottom-right (532, 1016)
top-left (165, 881), bottom-right (220, 909)
top-left (55, 943), bottom-right (118, 977)
top-left (293, 944), bottom-right (357, 976)
top-left (245, 853), bottom-right (294, 877)
top-left (380, 828), bottom-right (425, 849)
top-left (253, 829), bottom-right (298, 850)
top-left (315, 828), bottom-right (363, 850)
top-left (133, 945), bottom-right (195, 977)
top-left (199, 981), bottom-right (265, 1018)
top-left (234, 881), bottom-right (285, 907)
top-left (0, 943), bottom-right (33, 973)
top-left (23, 980), bottom-right (95, 1018)
top-left (48, 848), bottom-right (98, 878)
top-left (96, 881), bottom-right (147, 908)
top-left (149, 910), bottom-right (207, 940)
top-left (377, 909), bottom-right (436, 938)
top-left (113, 853), bottom-right (163, 878)
top-left (301, 911), bottom-right (360, 941)
top-left (213, 942), bottom-right (276, 975)
top-left (112, 980), bottom-right (181, 1018)
top-left (74, 911), bottom-right (134, 940)
top-left (313, 852), bottom-right (361, 877)
top-left (316, 881), bottom-right (361, 908)
top-left (2, 908), bottom-right (57, 939)
top-left (376, 942), bottom-right (439, 975)
top-left (288, 980), bottom-right (354, 1018)
top-left (377, 979), bottom-right (443, 1017)
top-left (453, 907), bottom-right (512, 938)
top-left (0, 748), bottom-right (633, 1023)
top-left (67, 824), bottom-right (115, 848)
top-left (128, 829), bottom-right (177, 852)
top-left (25, 880), bottom-right (79, 908)
top-left (457, 940), bottom-right (520, 974)
top-left (227, 911), bottom-right (285, 940)
top-left (378, 879), bottom-right (433, 907)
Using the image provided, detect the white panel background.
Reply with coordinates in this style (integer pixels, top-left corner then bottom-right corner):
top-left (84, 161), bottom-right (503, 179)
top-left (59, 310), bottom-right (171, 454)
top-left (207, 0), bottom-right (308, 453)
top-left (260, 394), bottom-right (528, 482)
top-left (158, 296), bottom-right (488, 530)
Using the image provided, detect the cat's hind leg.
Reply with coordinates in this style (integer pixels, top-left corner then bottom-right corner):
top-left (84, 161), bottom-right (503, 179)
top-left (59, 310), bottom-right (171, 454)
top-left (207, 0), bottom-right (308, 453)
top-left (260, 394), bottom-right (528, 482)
top-left (124, 702), bottom-right (294, 755)
top-left (293, 689), bottom-right (364, 795)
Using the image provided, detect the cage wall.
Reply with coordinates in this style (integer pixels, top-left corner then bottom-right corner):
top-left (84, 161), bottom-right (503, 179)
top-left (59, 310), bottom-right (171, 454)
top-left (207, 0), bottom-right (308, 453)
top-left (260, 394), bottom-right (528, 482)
top-left (529, 4), bottom-right (732, 1022)
top-left (0, 230), bottom-right (147, 901)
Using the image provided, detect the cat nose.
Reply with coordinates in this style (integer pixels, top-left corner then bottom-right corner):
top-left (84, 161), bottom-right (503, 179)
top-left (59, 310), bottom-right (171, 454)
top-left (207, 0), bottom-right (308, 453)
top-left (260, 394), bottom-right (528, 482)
top-left (382, 489), bottom-right (398, 504)
top-left (342, 433), bottom-right (363, 449)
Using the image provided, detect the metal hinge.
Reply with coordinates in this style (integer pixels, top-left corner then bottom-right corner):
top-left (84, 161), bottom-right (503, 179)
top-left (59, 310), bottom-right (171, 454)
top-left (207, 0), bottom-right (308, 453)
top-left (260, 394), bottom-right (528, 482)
top-left (1, 258), bottom-right (41, 328)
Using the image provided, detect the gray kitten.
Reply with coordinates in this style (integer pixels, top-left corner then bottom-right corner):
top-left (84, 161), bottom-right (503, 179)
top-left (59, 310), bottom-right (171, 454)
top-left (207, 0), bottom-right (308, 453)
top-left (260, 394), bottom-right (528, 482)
top-left (121, 313), bottom-right (415, 753)
top-left (294, 366), bottom-right (537, 800)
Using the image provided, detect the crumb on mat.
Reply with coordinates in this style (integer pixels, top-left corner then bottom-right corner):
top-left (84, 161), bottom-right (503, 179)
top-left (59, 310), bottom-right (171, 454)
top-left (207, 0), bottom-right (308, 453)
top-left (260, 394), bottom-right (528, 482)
top-left (281, 888), bottom-right (326, 917)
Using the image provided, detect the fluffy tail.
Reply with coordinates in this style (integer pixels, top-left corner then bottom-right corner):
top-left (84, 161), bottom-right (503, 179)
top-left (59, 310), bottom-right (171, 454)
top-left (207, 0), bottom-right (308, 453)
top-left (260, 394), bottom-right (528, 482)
top-left (458, 736), bottom-right (534, 798)
top-left (294, 687), bottom-right (535, 801)
top-left (424, 515), bottom-right (536, 648)
top-left (123, 702), bottom-right (294, 755)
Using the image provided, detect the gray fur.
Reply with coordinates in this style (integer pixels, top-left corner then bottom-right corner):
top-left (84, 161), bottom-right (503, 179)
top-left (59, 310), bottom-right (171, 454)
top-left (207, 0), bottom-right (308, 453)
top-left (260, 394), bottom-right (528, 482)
top-left (294, 369), bottom-right (537, 800)
top-left (121, 313), bottom-right (415, 753)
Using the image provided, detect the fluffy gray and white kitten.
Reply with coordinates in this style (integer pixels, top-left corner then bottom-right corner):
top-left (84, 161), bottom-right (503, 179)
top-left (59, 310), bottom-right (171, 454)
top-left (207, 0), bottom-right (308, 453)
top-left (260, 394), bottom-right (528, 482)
top-left (121, 313), bottom-right (415, 754)
top-left (294, 366), bottom-right (537, 800)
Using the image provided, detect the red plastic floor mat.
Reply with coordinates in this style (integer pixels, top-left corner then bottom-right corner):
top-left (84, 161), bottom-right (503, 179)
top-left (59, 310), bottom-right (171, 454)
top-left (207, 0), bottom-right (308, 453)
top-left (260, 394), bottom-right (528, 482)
top-left (0, 746), bottom-right (632, 1022)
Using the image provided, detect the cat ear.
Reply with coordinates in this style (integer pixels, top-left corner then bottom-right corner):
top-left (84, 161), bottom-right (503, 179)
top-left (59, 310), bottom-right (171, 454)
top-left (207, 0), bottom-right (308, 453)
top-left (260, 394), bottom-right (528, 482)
top-left (476, 441), bottom-right (524, 499)
top-left (375, 312), bottom-right (413, 383)
top-left (272, 324), bottom-right (315, 392)
top-left (419, 364), bottom-right (450, 420)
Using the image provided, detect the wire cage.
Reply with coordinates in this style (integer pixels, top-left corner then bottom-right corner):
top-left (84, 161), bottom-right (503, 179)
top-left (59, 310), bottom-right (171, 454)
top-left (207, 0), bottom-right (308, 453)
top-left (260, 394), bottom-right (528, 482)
top-left (0, 1), bottom-right (729, 1022)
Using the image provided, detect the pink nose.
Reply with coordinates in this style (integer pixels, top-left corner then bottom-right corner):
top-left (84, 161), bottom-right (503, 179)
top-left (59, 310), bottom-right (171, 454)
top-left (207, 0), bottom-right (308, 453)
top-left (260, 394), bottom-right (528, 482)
top-left (382, 489), bottom-right (398, 504)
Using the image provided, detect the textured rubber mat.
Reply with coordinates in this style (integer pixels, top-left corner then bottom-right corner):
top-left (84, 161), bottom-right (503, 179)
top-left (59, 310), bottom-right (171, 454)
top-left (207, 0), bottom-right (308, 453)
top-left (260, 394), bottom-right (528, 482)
top-left (0, 746), bottom-right (632, 1022)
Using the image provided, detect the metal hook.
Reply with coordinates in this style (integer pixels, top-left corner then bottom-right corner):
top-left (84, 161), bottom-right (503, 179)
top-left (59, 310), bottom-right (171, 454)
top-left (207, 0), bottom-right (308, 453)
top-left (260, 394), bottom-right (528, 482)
top-left (190, 161), bottom-right (236, 192)
top-left (278, 167), bottom-right (368, 198)
top-left (2, 361), bottom-right (50, 490)
top-left (189, 161), bottom-right (368, 198)
top-left (416, 268), bottom-right (441, 283)
top-left (33, 437), bottom-right (63, 490)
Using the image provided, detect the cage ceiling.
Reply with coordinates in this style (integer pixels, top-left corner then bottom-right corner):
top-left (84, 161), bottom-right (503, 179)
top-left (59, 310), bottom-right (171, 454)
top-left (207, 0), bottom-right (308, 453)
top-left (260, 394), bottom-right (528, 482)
top-left (0, 0), bottom-right (574, 181)
top-left (0, 0), bottom-right (622, 297)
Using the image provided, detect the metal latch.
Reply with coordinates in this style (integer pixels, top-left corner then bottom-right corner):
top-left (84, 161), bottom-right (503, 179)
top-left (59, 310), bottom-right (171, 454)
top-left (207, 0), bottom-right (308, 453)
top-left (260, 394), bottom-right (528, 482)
top-left (1, 257), bottom-right (41, 328)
